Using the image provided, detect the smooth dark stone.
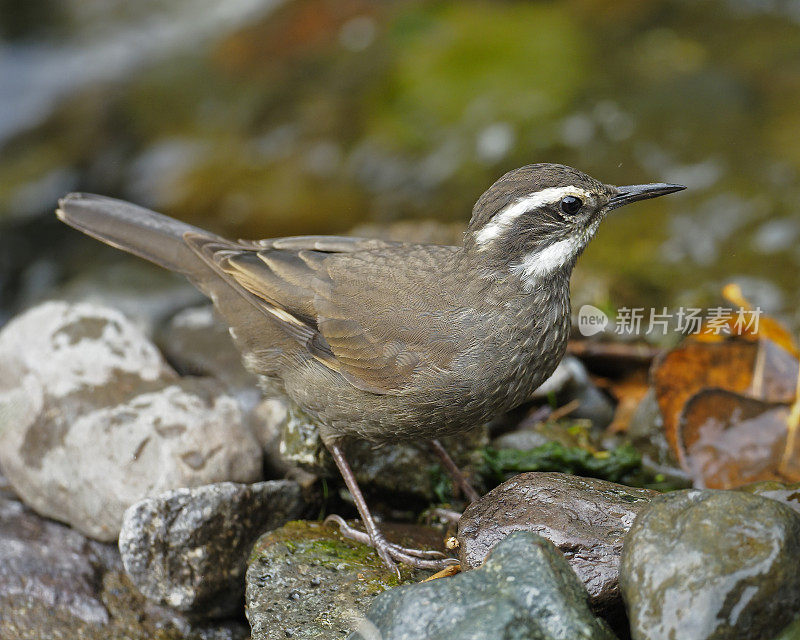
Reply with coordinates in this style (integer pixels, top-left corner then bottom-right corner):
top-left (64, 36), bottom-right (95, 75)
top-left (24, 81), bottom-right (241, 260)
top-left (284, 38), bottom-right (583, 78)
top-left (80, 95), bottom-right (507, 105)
top-left (353, 531), bottom-right (617, 640)
top-left (457, 471), bottom-right (655, 615)
top-left (620, 489), bottom-right (800, 640)
top-left (119, 480), bottom-right (308, 618)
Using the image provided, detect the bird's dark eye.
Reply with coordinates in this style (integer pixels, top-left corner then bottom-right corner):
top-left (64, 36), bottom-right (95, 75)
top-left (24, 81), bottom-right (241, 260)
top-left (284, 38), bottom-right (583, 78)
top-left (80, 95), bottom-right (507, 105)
top-left (560, 196), bottom-right (583, 215)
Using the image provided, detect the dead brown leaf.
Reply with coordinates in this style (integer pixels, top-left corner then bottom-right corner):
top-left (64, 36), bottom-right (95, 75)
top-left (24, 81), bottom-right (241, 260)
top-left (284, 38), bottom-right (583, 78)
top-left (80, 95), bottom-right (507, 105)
top-left (679, 389), bottom-right (794, 488)
top-left (652, 339), bottom-right (758, 466)
top-left (604, 369), bottom-right (650, 434)
top-left (422, 564), bottom-right (461, 582)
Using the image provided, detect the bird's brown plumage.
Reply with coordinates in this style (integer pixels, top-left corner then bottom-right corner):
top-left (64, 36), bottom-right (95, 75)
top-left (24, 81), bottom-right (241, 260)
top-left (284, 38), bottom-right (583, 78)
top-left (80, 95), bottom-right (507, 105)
top-left (186, 233), bottom-right (469, 395)
top-left (56, 165), bottom-right (684, 451)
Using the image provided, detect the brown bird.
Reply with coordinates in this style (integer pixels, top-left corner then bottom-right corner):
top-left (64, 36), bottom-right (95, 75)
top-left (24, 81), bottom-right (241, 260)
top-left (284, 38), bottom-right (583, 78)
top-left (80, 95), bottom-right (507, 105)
top-left (57, 163), bottom-right (684, 574)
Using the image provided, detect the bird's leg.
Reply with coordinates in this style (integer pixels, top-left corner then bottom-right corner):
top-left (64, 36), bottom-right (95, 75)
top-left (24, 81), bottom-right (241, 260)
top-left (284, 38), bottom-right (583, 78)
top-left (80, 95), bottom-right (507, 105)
top-left (323, 441), bottom-right (458, 575)
top-left (429, 439), bottom-right (481, 504)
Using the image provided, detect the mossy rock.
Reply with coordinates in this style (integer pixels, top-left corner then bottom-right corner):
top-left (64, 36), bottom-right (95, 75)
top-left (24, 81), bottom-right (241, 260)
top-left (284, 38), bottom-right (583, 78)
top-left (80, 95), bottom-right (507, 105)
top-left (245, 520), bottom-right (443, 639)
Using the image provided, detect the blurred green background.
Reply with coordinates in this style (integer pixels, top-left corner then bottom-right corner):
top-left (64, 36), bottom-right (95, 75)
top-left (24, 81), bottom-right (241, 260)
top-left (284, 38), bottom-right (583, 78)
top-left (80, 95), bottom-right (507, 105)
top-left (1, 0), bottom-right (799, 332)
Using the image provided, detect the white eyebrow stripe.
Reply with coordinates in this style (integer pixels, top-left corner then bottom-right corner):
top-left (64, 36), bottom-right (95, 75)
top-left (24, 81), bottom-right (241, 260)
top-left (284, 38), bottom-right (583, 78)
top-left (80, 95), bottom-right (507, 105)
top-left (475, 185), bottom-right (590, 247)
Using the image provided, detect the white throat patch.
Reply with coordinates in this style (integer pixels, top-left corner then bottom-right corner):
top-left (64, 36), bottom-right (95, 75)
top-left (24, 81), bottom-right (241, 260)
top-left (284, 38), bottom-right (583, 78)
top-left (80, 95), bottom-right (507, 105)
top-left (510, 237), bottom-right (581, 289)
top-left (475, 185), bottom-right (590, 247)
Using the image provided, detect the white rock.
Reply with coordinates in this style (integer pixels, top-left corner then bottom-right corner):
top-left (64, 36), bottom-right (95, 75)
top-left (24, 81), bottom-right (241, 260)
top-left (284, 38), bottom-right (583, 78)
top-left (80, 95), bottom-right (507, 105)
top-left (0, 301), bottom-right (263, 541)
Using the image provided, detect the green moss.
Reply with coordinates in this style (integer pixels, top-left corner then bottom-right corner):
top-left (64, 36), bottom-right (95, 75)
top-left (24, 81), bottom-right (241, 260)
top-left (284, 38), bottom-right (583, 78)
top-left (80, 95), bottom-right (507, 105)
top-left (477, 440), bottom-right (692, 492)
top-left (303, 537), bottom-right (379, 567)
top-left (249, 521), bottom-right (418, 589)
top-left (478, 441), bottom-right (642, 485)
top-left (365, 2), bottom-right (589, 149)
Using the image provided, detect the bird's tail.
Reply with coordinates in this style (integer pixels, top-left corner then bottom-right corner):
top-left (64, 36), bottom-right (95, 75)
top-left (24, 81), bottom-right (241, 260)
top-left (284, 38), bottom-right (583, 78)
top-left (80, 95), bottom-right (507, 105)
top-left (56, 193), bottom-right (218, 279)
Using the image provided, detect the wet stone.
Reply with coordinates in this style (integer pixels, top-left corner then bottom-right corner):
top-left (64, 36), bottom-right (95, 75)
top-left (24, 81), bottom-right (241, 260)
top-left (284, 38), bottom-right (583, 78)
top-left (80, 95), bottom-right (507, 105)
top-left (457, 471), bottom-right (655, 616)
top-left (0, 301), bottom-right (263, 541)
top-left (620, 489), bottom-right (800, 640)
top-left (119, 480), bottom-right (309, 618)
top-left (245, 520), bottom-right (441, 640)
top-left (0, 495), bottom-right (248, 640)
top-left (354, 531), bottom-right (617, 640)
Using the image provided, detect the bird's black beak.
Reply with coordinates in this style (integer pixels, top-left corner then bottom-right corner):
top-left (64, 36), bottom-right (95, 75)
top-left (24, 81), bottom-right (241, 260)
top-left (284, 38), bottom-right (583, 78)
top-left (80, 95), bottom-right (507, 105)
top-left (608, 182), bottom-right (686, 210)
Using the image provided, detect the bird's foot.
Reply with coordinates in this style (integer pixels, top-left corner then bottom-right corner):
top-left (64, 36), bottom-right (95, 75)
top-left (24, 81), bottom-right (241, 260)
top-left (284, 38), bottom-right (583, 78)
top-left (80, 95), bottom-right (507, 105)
top-left (325, 514), bottom-right (459, 574)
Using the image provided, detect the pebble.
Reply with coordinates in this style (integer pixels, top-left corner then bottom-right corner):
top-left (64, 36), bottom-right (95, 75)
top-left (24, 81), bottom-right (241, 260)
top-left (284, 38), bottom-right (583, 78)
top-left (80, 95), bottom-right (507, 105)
top-left (0, 495), bottom-right (248, 640)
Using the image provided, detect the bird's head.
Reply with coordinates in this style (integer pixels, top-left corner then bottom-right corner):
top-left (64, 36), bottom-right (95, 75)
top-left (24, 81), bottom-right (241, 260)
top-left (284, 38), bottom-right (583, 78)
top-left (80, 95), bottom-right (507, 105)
top-left (464, 163), bottom-right (684, 288)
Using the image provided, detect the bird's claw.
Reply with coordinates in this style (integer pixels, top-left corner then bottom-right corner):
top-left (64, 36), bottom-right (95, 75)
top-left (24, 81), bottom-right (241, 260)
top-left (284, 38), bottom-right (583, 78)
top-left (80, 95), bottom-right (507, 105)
top-left (324, 514), bottom-right (458, 573)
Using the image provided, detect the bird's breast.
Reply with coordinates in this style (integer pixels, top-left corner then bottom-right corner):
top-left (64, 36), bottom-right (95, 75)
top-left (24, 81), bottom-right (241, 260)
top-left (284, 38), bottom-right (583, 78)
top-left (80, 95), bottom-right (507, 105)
top-left (430, 281), bottom-right (572, 415)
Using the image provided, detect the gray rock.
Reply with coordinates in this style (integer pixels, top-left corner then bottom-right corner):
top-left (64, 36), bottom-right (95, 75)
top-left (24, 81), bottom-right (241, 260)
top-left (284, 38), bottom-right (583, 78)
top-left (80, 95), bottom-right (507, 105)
top-left (0, 301), bottom-right (263, 541)
top-left (0, 495), bottom-right (248, 640)
top-left (277, 395), bottom-right (486, 501)
top-left (457, 471), bottom-right (655, 615)
top-left (246, 520), bottom-right (441, 640)
top-left (157, 305), bottom-right (303, 478)
top-left (620, 489), bottom-right (800, 640)
top-left (353, 531), bottom-right (617, 640)
top-left (530, 355), bottom-right (582, 399)
top-left (0, 496), bottom-right (115, 628)
top-left (0, 470), bottom-right (17, 500)
top-left (119, 480), bottom-right (308, 617)
top-left (491, 427), bottom-right (551, 451)
top-left (156, 304), bottom-right (262, 410)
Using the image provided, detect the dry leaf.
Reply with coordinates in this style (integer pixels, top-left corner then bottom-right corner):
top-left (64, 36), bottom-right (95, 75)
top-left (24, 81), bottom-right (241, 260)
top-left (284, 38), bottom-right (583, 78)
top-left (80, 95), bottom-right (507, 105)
top-left (422, 564), bottom-right (461, 582)
top-left (679, 389), bottom-right (794, 488)
top-left (652, 339), bottom-right (758, 466)
top-left (604, 369), bottom-right (650, 434)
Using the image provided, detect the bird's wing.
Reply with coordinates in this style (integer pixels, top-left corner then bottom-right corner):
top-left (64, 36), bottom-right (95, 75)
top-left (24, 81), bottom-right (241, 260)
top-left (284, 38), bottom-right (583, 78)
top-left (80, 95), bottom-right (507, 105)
top-left (311, 246), bottom-right (466, 393)
top-left (186, 235), bottom-right (464, 394)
